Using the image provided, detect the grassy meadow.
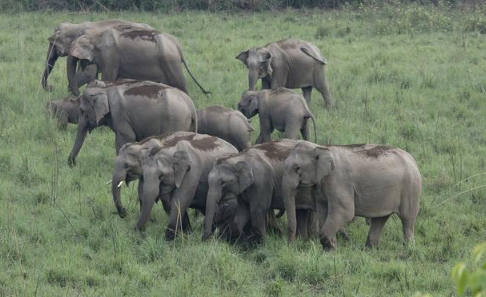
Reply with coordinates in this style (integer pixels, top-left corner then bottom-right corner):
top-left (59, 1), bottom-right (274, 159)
top-left (1, 3), bottom-right (486, 296)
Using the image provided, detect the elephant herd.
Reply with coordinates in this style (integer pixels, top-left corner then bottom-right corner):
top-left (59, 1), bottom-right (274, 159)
top-left (44, 19), bottom-right (422, 250)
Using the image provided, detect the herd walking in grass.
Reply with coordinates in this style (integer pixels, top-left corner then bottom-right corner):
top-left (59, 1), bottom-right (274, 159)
top-left (43, 18), bottom-right (422, 251)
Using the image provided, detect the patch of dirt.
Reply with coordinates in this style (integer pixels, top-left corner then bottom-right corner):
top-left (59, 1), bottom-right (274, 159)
top-left (255, 142), bottom-right (291, 160)
top-left (163, 133), bottom-right (220, 151)
top-left (120, 29), bottom-right (160, 43)
top-left (359, 145), bottom-right (395, 158)
top-left (124, 85), bottom-right (169, 98)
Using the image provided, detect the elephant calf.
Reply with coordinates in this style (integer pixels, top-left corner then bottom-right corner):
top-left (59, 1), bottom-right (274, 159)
top-left (237, 88), bottom-right (316, 144)
top-left (197, 105), bottom-right (253, 151)
top-left (138, 132), bottom-right (238, 240)
top-left (68, 79), bottom-right (197, 166)
top-left (282, 141), bottom-right (422, 250)
top-left (45, 96), bottom-right (80, 129)
top-left (204, 139), bottom-right (316, 243)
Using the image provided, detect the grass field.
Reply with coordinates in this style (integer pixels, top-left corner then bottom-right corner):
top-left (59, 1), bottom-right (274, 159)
top-left (1, 3), bottom-right (486, 296)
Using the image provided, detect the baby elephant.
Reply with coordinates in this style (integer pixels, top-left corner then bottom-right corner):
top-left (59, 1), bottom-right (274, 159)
top-left (197, 106), bottom-right (253, 151)
top-left (237, 88), bottom-right (316, 144)
top-left (45, 96), bottom-right (80, 129)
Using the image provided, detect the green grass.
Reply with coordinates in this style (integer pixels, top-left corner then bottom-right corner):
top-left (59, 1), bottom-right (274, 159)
top-left (1, 3), bottom-right (486, 296)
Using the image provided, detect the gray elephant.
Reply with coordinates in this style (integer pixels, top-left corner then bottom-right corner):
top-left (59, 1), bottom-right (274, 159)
top-left (68, 80), bottom-right (197, 166)
top-left (138, 132), bottom-right (238, 240)
top-left (45, 96), bottom-right (80, 129)
top-left (42, 20), bottom-right (153, 91)
top-left (236, 39), bottom-right (332, 108)
top-left (237, 88), bottom-right (316, 144)
top-left (204, 140), bottom-right (316, 243)
top-left (67, 24), bottom-right (209, 96)
top-left (282, 141), bottom-right (422, 250)
top-left (197, 106), bottom-right (253, 151)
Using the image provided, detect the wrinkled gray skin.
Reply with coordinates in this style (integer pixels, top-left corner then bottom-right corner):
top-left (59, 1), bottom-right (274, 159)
top-left (236, 39), bottom-right (332, 109)
top-left (204, 140), bottom-right (316, 243)
top-left (197, 106), bottom-right (253, 151)
top-left (42, 20), bottom-right (152, 92)
top-left (67, 24), bottom-right (209, 96)
top-left (45, 96), bottom-right (80, 129)
top-left (282, 141), bottom-right (422, 250)
top-left (237, 88), bottom-right (316, 144)
top-left (138, 133), bottom-right (238, 240)
top-left (68, 80), bottom-right (197, 167)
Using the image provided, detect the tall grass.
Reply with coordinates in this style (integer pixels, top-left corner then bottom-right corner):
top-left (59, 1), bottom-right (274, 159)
top-left (0, 3), bottom-right (486, 295)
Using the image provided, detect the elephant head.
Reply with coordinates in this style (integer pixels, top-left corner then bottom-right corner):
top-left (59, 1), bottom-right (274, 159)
top-left (237, 90), bottom-right (260, 119)
top-left (282, 141), bottom-right (335, 242)
top-left (236, 48), bottom-right (273, 91)
top-left (68, 82), bottom-right (110, 167)
top-left (42, 23), bottom-right (86, 91)
top-left (136, 145), bottom-right (192, 230)
top-left (67, 35), bottom-right (97, 96)
top-left (203, 159), bottom-right (253, 240)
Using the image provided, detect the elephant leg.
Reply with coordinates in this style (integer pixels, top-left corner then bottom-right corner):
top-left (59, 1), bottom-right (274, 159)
top-left (234, 199), bottom-right (250, 240)
top-left (320, 202), bottom-right (354, 250)
top-left (258, 117), bottom-right (274, 143)
top-left (316, 199), bottom-right (328, 231)
top-left (300, 119), bottom-right (310, 141)
top-left (114, 130), bottom-right (136, 155)
top-left (261, 78), bottom-right (271, 90)
top-left (249, 204), bottom-right (267, 244)
top-left (365, 215), bottom-right (391, 248)
top-left (266, 210), bottom-right (281, 235)
top-left (166, 198), bottom-right (192, 241)
top-left (302, 86), bottom-right (313, 104)
top-left (399, 215), bottom-right (416, 245)
top-left (296, 209), bottom-right (309, 240)
top-left (255, 133), bottom-right (265, 144)
top-left (137, 179), bottom-right (144, 212)
top-left (100, 54), bottom-right (120, 81)
top-left (284, 119), bottom-right (301, 140)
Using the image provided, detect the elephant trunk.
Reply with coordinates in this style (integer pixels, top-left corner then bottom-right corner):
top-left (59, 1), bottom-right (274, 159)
top-left (321, 69), bottom-right (332, 108)
top-left (68, 116), bottom-right (88, 167)
top-left (202, 182), bottom-right (223, 240)
top-left (136, 174), bottom-right (160, 231)
top-left (42, 42), bottom-right (59, 90)
top-left (282, 173), bottom-right (299, 243)
top-left (248, 67), bottom-right (259, 91)
top-left (67, 55), bottom-right (80, 96)
top-left (111, 167), bottom-right (128, 218)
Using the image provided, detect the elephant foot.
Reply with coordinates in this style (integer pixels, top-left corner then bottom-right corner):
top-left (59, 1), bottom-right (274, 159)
top-left (118, 208), bottom-right (127, 218)
top-left (320, 235), bottom-right (336, 251)
top-left (165, 228), bottom-right (176, 241)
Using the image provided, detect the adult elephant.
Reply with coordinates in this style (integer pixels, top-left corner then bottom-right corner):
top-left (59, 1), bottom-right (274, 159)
top-left (68, 80), bottom-right (197, 166)
top-left (282, 141), bottom-right (422, 250)
top-left (236, 39), bottom-right (332, 109)
top-left (138, 133), bottom-right (238, 240)
top-left (203, 140), bottom-right (316, 243)
top-left (42, 20), bottom-right (153, 91)
top-left (67, 25), bottom-right (209, 96)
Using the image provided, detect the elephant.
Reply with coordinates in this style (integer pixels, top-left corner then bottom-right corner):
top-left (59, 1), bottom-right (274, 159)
top-left (68, 80), bottom-right (197, 167)
top-left (236, 38), bottom-right (332, 109)
top-left (197, 105), bottom-right (253, 151)
top-left (203, 139), bottom-right (316, 243)
top-left (45, 96), bottom-right (80, 129)
top-left (66, 24), bottom-right (209, 96)
top-left (137, 132), bottom-right (238, 240)
top-left (42, 20), bottom-right (153, 91)
top-left (282, 141), bottom-right (422, 250)
top-left (237, 88), bottom-right (316, 144)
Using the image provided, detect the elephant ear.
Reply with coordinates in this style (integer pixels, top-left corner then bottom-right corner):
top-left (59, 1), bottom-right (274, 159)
top-left (314, 146), bottom-right (335, 181)
top-left (173, 151), bottom-right (191, 188)
top-left (260, 51), bottom-right (273, 77)
top-left (236, 161), bottom-right (253, 192)
top-left (235, 50), bottom-right (249, 66)
top-left (70, 35), bottom-right (94, 61)
top-left (92, 92), bottom-right (109, 124)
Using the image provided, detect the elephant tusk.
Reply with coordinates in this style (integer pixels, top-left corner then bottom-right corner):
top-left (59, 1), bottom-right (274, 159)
top-left (117, 181), bottom-right (125, 188)
top-left (105, 180), bottom-right (112, 185)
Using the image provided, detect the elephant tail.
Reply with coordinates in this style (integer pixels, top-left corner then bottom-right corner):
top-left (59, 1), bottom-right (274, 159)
top-left (300, 47), bottom-right (327, 65)
top-left (305, 110), bottom-right (317, 143)
top-left (181, 58), bottom-right (211, 96)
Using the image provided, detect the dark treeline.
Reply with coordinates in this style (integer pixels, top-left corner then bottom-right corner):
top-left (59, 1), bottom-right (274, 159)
top-left (1, 0), bottom-right (482, 12)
